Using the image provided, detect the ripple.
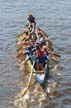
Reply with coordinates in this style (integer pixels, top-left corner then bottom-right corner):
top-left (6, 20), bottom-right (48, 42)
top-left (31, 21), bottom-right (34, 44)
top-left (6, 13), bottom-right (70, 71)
top-left (63, 98), bottom-right (71, 105)
top-left (0, 0), bottom-right (71, 108)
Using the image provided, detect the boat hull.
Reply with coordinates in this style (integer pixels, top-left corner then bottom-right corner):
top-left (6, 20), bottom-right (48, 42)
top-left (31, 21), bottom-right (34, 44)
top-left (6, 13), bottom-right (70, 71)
top-left (33, 60), bottom-right (49, 87)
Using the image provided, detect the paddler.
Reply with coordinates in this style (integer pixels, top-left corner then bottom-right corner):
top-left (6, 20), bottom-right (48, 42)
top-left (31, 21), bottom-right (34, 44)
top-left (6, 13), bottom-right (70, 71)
top-left (34, 44), bottom-right (48, 71)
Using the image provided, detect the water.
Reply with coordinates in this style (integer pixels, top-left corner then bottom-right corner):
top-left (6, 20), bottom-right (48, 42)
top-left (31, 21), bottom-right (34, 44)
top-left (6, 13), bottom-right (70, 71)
top-left (0, 0), bottom-right (71, 107)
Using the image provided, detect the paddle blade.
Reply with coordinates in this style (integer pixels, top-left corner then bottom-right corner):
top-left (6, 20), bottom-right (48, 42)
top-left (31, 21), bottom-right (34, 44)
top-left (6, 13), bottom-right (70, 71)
top-left (53, 53), bottom-right (61, 58)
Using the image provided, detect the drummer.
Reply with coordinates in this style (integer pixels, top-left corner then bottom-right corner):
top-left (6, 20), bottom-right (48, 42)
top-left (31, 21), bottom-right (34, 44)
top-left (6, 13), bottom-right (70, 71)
top-left (27, 13), bottom-right (36, 29)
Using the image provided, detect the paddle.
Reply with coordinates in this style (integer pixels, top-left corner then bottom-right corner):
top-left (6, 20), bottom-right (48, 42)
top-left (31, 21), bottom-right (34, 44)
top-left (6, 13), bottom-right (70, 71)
top-left (52, 52), bottom-right (61, 58)
top-left (50, 57), bottom-right (59, 64)
top-left (49, 51), bottom-right (61, 58)
top-left (20, 62), bottom-right (35, 97)
top-left (19, 55), bottom-right (30, 68)
top-left (16, 50), bottom-right (24, 59)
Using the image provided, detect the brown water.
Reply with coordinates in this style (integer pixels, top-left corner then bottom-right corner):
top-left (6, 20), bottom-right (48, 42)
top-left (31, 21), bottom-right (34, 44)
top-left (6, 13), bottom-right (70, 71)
top-left (0, 0), bottom-right (71, 108)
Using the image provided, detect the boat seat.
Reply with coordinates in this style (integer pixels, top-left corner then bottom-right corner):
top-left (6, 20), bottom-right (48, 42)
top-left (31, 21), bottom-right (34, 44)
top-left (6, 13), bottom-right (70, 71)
top-left (33, 71), bottom-right (44, 74)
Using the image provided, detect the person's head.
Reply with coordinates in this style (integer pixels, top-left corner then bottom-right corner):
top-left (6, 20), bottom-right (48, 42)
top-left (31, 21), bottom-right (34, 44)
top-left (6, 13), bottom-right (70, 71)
top-left (30, 24), bottom-right (33, 28)
top-left (24, 31), bottom-right (29, 35)
top-left (36, 45), bottom-right (40, 50)
top-left (28, 13), bottom-right (33, 17)
top-left (43, 45), bottom-right (47, 51)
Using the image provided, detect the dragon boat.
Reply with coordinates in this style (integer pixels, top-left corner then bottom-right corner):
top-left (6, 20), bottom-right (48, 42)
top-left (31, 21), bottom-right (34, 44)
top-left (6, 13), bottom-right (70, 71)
top-left (16, 15), bottom-right (60, 89)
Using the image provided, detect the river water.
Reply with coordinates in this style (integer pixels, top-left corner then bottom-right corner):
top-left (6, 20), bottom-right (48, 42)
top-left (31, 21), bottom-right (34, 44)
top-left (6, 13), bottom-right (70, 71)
top-left (0, 0), bottom-right (71, 108)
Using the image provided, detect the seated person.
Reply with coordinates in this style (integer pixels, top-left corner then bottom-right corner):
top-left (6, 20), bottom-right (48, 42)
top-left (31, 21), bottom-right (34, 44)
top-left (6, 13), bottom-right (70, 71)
top-left (30, 32), bottom-right (37, 42)
top-left (34, 45), bottom-right (48, 71)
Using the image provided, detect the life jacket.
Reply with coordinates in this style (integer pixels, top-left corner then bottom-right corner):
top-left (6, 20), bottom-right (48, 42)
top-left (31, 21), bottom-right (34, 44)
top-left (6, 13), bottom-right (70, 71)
top-left (38, 50), bottom-right (44, 57)
top-left (37, 53), bottom-right (47, 64)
